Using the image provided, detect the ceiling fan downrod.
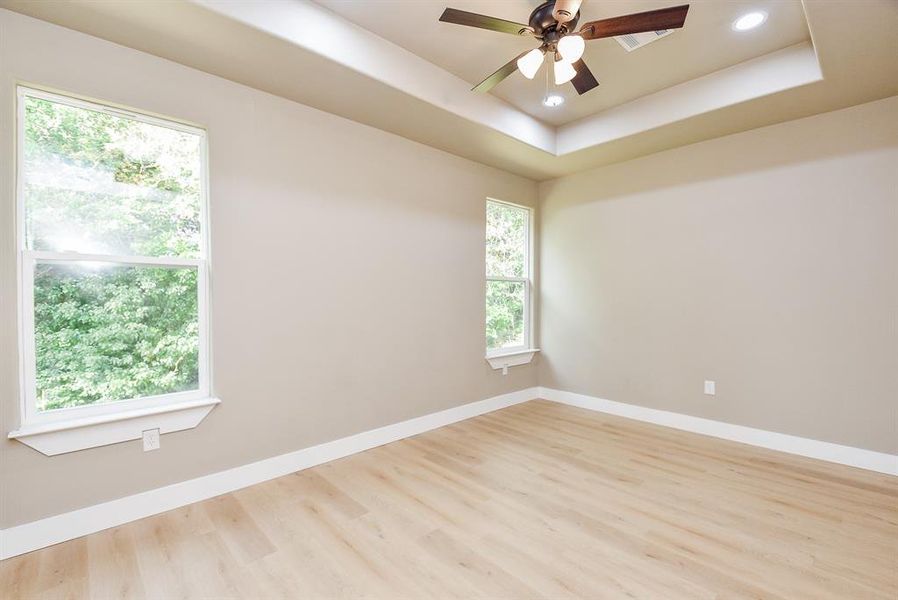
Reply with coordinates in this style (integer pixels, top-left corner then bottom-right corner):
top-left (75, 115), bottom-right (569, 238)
top-left (552, 0), bottom-right (583, 25)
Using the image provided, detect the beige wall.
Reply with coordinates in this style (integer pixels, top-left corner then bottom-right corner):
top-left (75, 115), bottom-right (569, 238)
top-left (539, 96), bottom-right (898, 454)
top-left (2, 8), bottom-right (895, 532)
top-left (0, 11), bottom-right (538, 528)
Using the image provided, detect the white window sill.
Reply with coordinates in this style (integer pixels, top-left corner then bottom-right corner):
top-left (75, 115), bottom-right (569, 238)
top-left (8, 397), bottom-right (221, 456)
top-left (486, 348), bottom-right (540, 371)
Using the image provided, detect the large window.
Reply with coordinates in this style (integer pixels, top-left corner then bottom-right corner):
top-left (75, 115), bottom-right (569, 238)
top-left (16, 87), bottom-right (210, 428)
top-left (486, 199), bottom-right (532, 356)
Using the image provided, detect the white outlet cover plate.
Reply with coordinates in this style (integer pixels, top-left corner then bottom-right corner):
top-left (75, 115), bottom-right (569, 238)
top-left (704, 380), bottom-right (716, 395)
top-left (142, 428), bottom-right (161, 451)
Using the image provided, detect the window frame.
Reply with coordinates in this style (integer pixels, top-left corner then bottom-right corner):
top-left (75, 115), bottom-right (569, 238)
top-left (485, 198), bottom-right (534, 358)
top-left (14, 86), bottom-right (213, 429)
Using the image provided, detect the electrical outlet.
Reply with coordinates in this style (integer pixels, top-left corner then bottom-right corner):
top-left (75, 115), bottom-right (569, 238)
top-left (142, 428), bottom-right (161, 451)
top-left (704, 380), bottom-right (716, 396)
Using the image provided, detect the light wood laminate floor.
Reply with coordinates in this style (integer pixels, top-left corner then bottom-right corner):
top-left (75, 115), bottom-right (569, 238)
top-left (2, 400), bottom-right (896, 599)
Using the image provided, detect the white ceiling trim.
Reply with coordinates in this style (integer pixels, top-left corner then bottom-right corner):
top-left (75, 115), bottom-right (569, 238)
top-left (558, 41), bottom-right (822, 155)
top-left (193, 0), bottom-right (557, 154)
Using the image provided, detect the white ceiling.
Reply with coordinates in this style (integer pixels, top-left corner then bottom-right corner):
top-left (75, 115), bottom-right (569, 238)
top-left (1, 0), bottom-right (896, 180)
top-left (314, 0), bottom-right (811, 126)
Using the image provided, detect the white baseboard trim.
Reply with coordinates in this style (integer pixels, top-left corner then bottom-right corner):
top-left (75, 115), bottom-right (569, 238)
top-left (0, 386), bottom-right (537, 560)
top-left (4, 385), bottom-right (894, 560)
top-left (539, 387), bottom-right (898, 477)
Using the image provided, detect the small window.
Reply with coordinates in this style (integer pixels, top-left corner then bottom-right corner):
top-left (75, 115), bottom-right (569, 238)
top-left (485, 199), bottom-right (532, 355)
top-left (16, 87), bottom-right (210, 427)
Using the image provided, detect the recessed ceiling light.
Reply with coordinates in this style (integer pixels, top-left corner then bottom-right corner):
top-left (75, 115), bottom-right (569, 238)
top-left (543, 95), bottom-right (564, 108)
top-left (732, 11), bottom-right (767, 31)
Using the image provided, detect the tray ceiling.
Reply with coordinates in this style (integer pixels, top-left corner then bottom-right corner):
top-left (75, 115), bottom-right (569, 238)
top-left (1, 0), bottom-right (896, 180)
top-left (314, 0), bottom-right (811, 126)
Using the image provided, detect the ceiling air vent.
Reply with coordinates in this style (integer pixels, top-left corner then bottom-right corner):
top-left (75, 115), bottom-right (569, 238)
top-left (614, 29), bottom-right (674, 52)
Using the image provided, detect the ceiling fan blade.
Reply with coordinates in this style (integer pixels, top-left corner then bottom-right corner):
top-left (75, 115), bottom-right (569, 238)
top-left (579, 4), bottom-right (689, 40)
top-left (570, 59), bottom-right (599, 95)
top-left (439, 8), bottom-right (531, 36)
top-left (472, 51), bottom-right (530, 93)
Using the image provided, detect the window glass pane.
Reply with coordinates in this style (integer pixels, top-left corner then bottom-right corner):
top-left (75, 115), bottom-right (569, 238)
top-left (486, 280), bottom-right (525, 351)
top-left (23, 95), bottom-right (203, 258)
top-left (486, 201), bottom-right (527, 277)
top-left (33, 262), bottom-right (199, 411)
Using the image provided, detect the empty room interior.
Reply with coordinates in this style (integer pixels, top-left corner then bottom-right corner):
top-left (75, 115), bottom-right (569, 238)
top-left (0, 0), bottom-right (896, 598)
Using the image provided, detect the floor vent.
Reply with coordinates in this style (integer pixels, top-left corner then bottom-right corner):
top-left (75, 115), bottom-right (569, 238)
top-left (615, 29), bottom-right (674, 52)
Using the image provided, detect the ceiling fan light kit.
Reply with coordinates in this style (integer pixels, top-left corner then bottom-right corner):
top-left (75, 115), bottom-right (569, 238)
top-left (557, 34), bottom-right (586, 63)
top-left (553, 57), bottom-right (577, 85)
top-left (517, 47), bottom-right (546, 80)
top-left (439, 1), bottom-right (690, 98)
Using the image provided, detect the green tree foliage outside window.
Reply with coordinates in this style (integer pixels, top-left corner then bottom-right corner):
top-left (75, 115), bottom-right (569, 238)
top-left (486, 201), bottom-right (529, 351)
top-left (23, 94), bottom-right (204, 411)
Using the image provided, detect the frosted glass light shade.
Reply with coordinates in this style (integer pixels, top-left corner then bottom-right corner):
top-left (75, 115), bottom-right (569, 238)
top-left (517, 48), bottom-right (545, 79)
top-left (557, 35), bottom-right (585, 62)
top-left (554, 59), bottom-right (577, 85)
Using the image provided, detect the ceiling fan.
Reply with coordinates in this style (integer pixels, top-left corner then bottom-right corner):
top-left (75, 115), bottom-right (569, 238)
top-left (439, 1), bottom-right (690, 96)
